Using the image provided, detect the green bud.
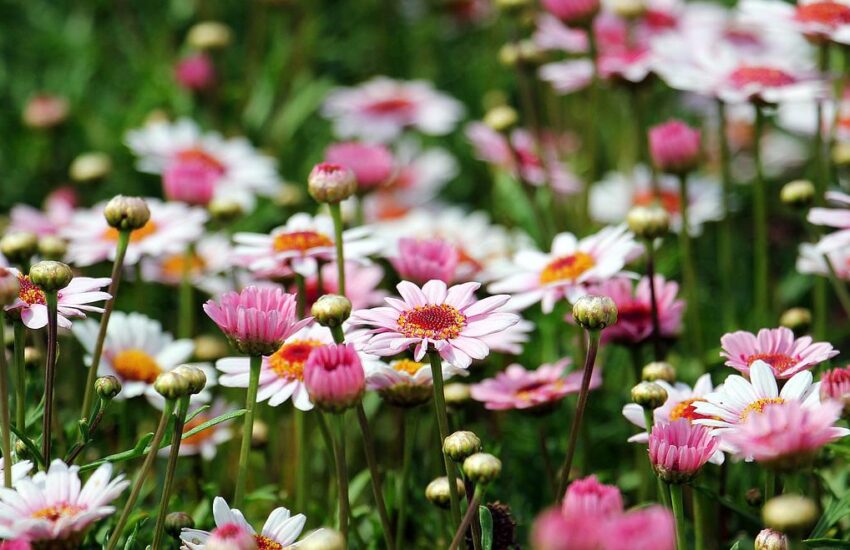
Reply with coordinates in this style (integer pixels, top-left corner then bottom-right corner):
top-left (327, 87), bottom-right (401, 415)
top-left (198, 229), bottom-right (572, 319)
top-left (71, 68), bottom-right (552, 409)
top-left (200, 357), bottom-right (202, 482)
top-left (95, 375), bottom-right (122, 400)
top-left (154, 372), bottom-right (190, 400)
top-left (103, 196), bottom-right (151, 231)
top-left (463, 452), bottom-right (502, 484)
top-left (311, 294), bottom-right (352, 328)
top-left (29, 261), bottom-right (73, 292)
top-left (443, 431), bottom-right (482, 462)
top-left (572, 295), bottom-right (618, 331)
top-left (631, 381), bottom-right (668, 410)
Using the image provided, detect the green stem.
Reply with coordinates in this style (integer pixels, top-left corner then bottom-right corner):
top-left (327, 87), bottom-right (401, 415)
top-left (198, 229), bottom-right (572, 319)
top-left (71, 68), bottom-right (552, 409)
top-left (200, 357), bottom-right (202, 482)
top-left (815, 46), bottom-right (832, 338)
top-left (580, 26), bottom-right (600, 227)
top-left (764, 469), bottom-right (775, 501)
top-left (0, 314), bottom-right (11, 488)
top-left (295, 409), bottom-right (308, 515)
top-left (331, 413), bottom-right (351, 544)
top-left (645, 241), bottom-right (663, 361)
top-left (428, 349), bottom-right (462, 526)
top-left (41, 291), bottom-right (58, 466)
top-left (717, 100), bottom-right (736, 330)
top-left (13, 323), bottom-right (25, 434)
top-left (678, 173), bottom-right (703, 363)
top-left (356, 404), bottom-right (395, 550)
top-left (753, 105), bottom-right (769, 328)
top-left (81, 230), bottom-right (131, 419)
top-left (331, 325), bottom-right (345, 345)
top-left (824, 255), bottom-right (850, 319)
top-left (448, 485), bottom-right (483, 550)
top-left (105, 399), bottom-right (175, 550)
top-left (151, 396), bottom-right (190, 549)
top-left (328, 202), bottom-right (346, 297)
top-left (396, 412), bottom-right (416, 548)
top-left (295, 272), bottom-right (307, 319)
top-left (693, 487), bottom-right (706, 550)
top-left (234, 355), bottom-right (262, 507)
top-left (178, 244), bottom-right (195, 339)
top-left (669, 483), bottom-right (687, 550)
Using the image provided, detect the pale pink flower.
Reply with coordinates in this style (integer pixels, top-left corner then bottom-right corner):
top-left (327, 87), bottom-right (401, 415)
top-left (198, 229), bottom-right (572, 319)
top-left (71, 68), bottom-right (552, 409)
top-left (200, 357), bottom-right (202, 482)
top-left (808, 190), bottom-right (850, 251)
top-left (740, 0), bottom-right (850, 45)
top-left (649, 419), bottom-right (719, 482)
top-left (470, 359), bottom-right (601, 411)
top-left (162, 153), bottom-right (218, 205)
top-left (478, 307), bottom-right (535, 355)
top-left (562, 475), bottom-right (623, 519)
top-left (797, 242), bottom-right (850, 280)
top-left (141, 233), bottom-right (233, 289)
top-left (289, 261), bottom-right (386, 313)
top-left (203, 286), bottom-right (311, 356)
top-left (9, 187), bottom-right (77, 237)
top-left (325, 141), bottom-right (395, 191)
top-left (532, 508), bottom-right (606, 550)
top-left (303, 344), bottom-right (366, 412)
top-left (821, 365), bottom-right (850, 403)
top-left (364, 357), bottom-right (466, 403)
top-left (22, 95), bottom-right (68, 129)
top-left (542, 0), bottom-right (600, 24)
top-left (175, 53), bottom-right (215, 91)
top-left (720, 327), bottom-right (837, 379)
top-left (206, 523), bottom-right (256, 550)
top-left (649, 120), bottom-right (701, 174)
top-left (390, 237), bottom-right (459, 284)
top-left (349, 280), bottom-right (519, 368)
top-left (5, 268), bottom-right (110, 330)
top-left (534, 13), bottom-right (589, 53)
top-left (603, 506), bottom-right (675, 550)
top-left (0, 539), bottom-right (30, 550)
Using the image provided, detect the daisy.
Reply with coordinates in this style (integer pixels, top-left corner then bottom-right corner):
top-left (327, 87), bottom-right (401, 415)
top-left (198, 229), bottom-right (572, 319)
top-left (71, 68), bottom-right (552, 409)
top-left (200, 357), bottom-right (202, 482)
top-left (821, 365), bottom-right (850, 404)
top-left (62, 198), bottom-right (208, 267)
top-left (488, 225), bottom-right (641, 313)
top-left (349, 280), bottom-right (519, 369)
top-left (808, 190), bottom-right (850, 251)
top-left (739, 0), bottom-right (850, 45)
top-left (470, 359), bottom-right (602, 411)
top-left (125, 118), bottom-right (281, 210)
top-left (321, 76), bottom-right (464, 142)
top-left (233, 213), bottom-right (383, 278)
top-left (720, 327), bottom-right (838, 378)
top-left (140, 232), bottom-right (233, 288)
top-left (365, 357), bottom-right (467, 407)
top-left (180, 496), bottom-right (311, 549)
top-left (0, 459), bottom-right (32, 486)
top-left (797, 242), bottom-right (850, 280)
top-left (649, 420), bottom-right (719, 483)
top-left (590, 166), bottom-right (723, 235)
top-left (5, 269), bottom-right (110, 330)
top-left (0, 460), bottom-right (128, 544)
top-left (478, 306), bottom-right (535, 355)
top-left (8, 187), bottom-right (77, 237)
top-left (159, 399), bottom-right (235, 460)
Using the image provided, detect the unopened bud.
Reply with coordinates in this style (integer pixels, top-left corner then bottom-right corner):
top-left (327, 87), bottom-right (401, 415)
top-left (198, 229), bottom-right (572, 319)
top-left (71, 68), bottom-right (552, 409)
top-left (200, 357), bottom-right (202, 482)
top-left (607, 0), bottom-right (647, 18)
top-left (208, 197), bottom-right (244, 224)
top-left (755, 528), bottom-right (788, 550)
top-left (780, 180), bottom-right (815, 209)
top-left (631, 381), bottom-right (668, 409)
top-left (252, 419), bottom-right (269, 448)
top-left (517, 39), bottom-right (545, 65)
top-left (165, 511), bottom-right (195, 538)
top-left (626, 205), bottom-right (670, 240)
top-left (14, 439), bottom-right (30, 462)
top-left (308, 163), bottom-right (357, 203)
top-left (499, 43), bottom-right (520, 67)
top-left (463, 452), bottom-right (502, 484)
top-left (762, 495), bottom-right (818, 538)
top-left (69, 152), bottom-right (112, 183)
top-left (642, 361), bottom-right (676, 383)
top-left (311, 294), bottom-right (352, 328)
top-left (95, 375), bottom-right (122, 400)
top-left (29, 261), bottom-right (73, 292)
top-left (779, 307), bottom-right (811, 335)
top-left (297, 529), bottom-right (346, 550)
top-left (194, 335), bottom-right (231, 361)
top-left (484, 105), bottom-right (518, 133)
top-left (833, 142), bottom-right (850, 166)
top-left (154, 372), bottom-right (190, 400)
top-left (37, 236), bottom-right (67, 261)
top-left (104, 196), bottom-right (151, 231)
top-left (1, 232), bottom-right (38, 265)
top-left (444, 382), bottom-right (471, 407)
top-left (172, 365), bottom-right (207, 395)
top-left (443, 431), bottom-right (482, 462)
top-left (187, 21), bottom-right (233, 50)
top-left (572, 295), bottom-right (617, 331)
top-left (425, 476), bottom-right (466, 509)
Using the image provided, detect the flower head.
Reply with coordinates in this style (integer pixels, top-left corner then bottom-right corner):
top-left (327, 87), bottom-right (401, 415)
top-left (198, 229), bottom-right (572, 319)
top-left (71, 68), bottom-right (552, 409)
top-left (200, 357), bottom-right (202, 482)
top-left (9, 187), bottom-right (77, 238)
top-left (649, 120), bottom-right (701, 174)
top-left (390, 237), bottom-right (459, 285)
top-left (303, 343), bottom-right (366, 412)
top-left (542, 0), bottom-right (600, 24)
top-left (562, 475), bottom-right (623, 519)
top-left (364, 357), bottom-right (466, 407)
top-left (808, 191), bottom-right (850, 251)
top-left (603, 506), bottom-right (675, 550)
top-left (5, 268), bottom-right (110, 330)
top-left (325, 142), bottom-right (395, 192)
top-left (720, 327), bottom-right (837, 379)
top-left (175, 54), bottom-right (215, 92)
top-left (821, 365), bottom-right (850, 410)
top-left (649, 419), bottom-right (718, 483)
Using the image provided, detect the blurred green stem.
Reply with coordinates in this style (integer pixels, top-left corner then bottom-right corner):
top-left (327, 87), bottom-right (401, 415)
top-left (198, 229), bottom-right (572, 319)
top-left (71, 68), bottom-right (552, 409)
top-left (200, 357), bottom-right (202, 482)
top-left (178, 244), bottom-right (195, 339)
top-left (669, 483), bottom-right (687, 550)
top-left (824, 255), bottom-right (850, 319)
top-left (395, 412), bottom-right (415, 547)
top-left (13, 323), bottom-right (25, 433)
top-left (693, 488), bottom-right (706, 550)
top-left (234, 354), bottom-right (262, 507)
top-left (765, 470), bottom-right (775, 501)
top-left (295, 272), bottom-right (306, 319)
top-left (645, 240), bottom-right (663, 361)
top-left (356, 404), bottom-right (395, 550)
top-left (428, 349), bottom-right (462, 526)
top-left (41, 291), bottom-right (58, 466)
top-left (152, 395), bottom-right (190, 549)
top-left (716, 100), bottom-right (736, 330)
top-left (329, 202), bottom-right (346, 296)
top-left (295, 410), bottom-right (308, 515)
top-left (677, 173), bottom-right (702, 363)
top-left (332, 412), bottom-right (351, 544)
top-left (449, 485), bottom-right (483, 550)
top-left (0, 314), bottom-right (11, 488)
top-left (753, 105), bottom-right (769, 327)
top-left (814, 44), bottom-right (831, 339)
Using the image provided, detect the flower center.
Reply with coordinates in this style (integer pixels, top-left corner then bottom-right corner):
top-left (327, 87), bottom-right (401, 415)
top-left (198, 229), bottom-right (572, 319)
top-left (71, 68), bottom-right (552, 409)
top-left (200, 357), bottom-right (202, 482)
top-left (669, 398), bottom-right (714, 422)
top-left (728, 66), bottom-right (796, 89)
top-left (268, 339), bottom-right (324, 381)
top-left (272, 230), bottom-right (333, 254)
top-left (539, 252), bottom-right (595, 284)
top-left (175, 147), bottom-right (226, 174)
top-left (32, 502), bottom-right (85, 522)
top-left (365, 97), bottom-right (416, 116)
top-left (740, 397), bottom-right (785, 421)
top-left (634, 189), bottom-right (681, 214)
top-left (795, 1), bottom-right (850, 26)
top-left (397, 304), bottom-right (466, 340)
top-left (161, 253), bottom-right (206, 280)
top-left (255, 535), bottom-right (283, 550)
top-left (643, 8), bottom-right (678, 30)
top-left (181, 413), bottom-right (216, 446)
top-left (615, 302), bottom-right (653, 324)
top-left (391, 359), bottom-right (425, 376)
top-left (112, 349), bottom-right (162, 383)
top-left (17, 274), bottom-right (45, 305)
top-left (745, 353), bottom-right (798, 374)
top-left (102, 221), bottom-right (159, 243)
top-left (516, 380), bottom-right (562, 402)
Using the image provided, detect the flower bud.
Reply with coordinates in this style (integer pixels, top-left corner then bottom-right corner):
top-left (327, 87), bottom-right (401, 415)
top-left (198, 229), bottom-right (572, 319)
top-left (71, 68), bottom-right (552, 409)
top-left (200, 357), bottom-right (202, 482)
top-left (307, 163), bottom-right (357, 203)
top-left (29, 261), bottom-right (73, 292)
top-left (207, 523), bottom-right (257, 550)
top-left (165, 511), bottom-right (195, 538)
top-left (303, 344), bottom-right (365, 413)
top-left (311, 294), bottom-right (352, 328)
top-left (631, 381), bottom-right (668, 410)
top-left (95, 375), bottom-right (122, 400)
top-left (208, 197), bottom-right (244, 224)
top-left (626, 205), bottom-right (670, 241)
top-left (444, 382), bottom-right (471, 407)
top-left (14, 439), bottom-right (30, 462)
top-left (572, 295), bottom-right (617, 331)
top-left (0, 269), bottom-right (20, 306)
top-left (607, 0), bottom-right (647, 17)
top-left (463, 452), bottom-right (502, 484)
top-left (103, 196), bottom-right (151, 231)
top-left (187, 21), bottom-right (233, 50)
top-left (498, 42), bottom-right (521, 67)
top-left (443, 431), bottom-right (482, 462)
top-left (642, 361), bottom-right (676, 383)
top-left (37, 236), bottom-right (67, 261)
top-left (172, 365), bottom-right (207, 395)
top-left (69, 152), bottom-right (112, 183)
top-left (194, 335), bottom-right (231, 361)
top-left (154, 371), bottom-right (190, 400)
top-left (23, 95), bottom-right (69, 129)
top-left (779, 307), bottom-right (811, 335)
top-left (24, 347), bottom-right (42, 369)
top-left (275, 183), bottom-right (304, 207)
top-left (833, 142), bottom-right (850, 167)
top-left (484, 105), bottom-right (518, 133)
top-left (297, 529), bottom-right (346, 550)
top-left (425, 476), bottom-right (466, 509)
top-left (762, 495), bottom-right (818, 538)
top-left (517, 39), bottom-right (545, 65)
top-left (780, 180), bottom-right (815, 209)
top-left (649, 120), bottom-right (701, 175)
top-left (0, 232), bottom-right (38, 265)
top-left (755, 528), bottom-right (788, 550)
top-left (252, 419), bottom-right (269, 448)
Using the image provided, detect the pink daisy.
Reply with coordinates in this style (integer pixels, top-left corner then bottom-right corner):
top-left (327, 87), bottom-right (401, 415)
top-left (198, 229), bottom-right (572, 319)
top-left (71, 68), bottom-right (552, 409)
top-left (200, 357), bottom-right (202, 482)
top-left (478, 307), bottom-right (535, 355)
top-left (470, 359), bottom-right (602, 411)
top-left (648, 419), bottom-right (719, 483)
top-left (364, 357), bottom-right (467, 407)
top-left (349, 280), bottom-right (519, 368)
top-left (821, 365), bottom-right (850, 403)
top-left (390, 237), bottom-right (459, 285)
top-left (174, 53), bottom-right (215, 92)
top-left (5, 268), bottom-right (110, 330)
top-left (325, 141), bottom-right (395, 192)
top-left (740, 0), bottom-right (850, 45)
top-left (561, 475), bottom-right (623, 519)
top-left (291, 261), bottom-right (387, 313)
top-left (8, 187), bottom-right (77, 237)
top-left (532, 507), bottom-right (606, 550)
top-left (720, 327), bottom-right (838, 379)
top-left (603, 506), bottom-right (675, 550)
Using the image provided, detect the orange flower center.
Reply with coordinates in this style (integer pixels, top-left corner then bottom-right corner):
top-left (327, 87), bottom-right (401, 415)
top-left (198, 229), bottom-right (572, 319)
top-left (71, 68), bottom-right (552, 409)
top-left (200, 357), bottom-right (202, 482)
top-left (161, 253), bottom-right (206, 280)
top-left (176, 147), bottom-right (226, 174)
top-left (634, 189), bottom-right (681, 214)
top-left (540, 252), bottom-right (595, 284)
top-left (397, 304), bottom-right (466, 340)
top-left (669, 398), bottom-right (714, 423)
top-left (746, 353), bottom-right (798, 374)
top-left (795, 1), bottom-right (850, 26)
top-left (17, 274), bottom-right (45, 305)
top-left (516, 379), bottom-right (562, 402)
top-left (32, 502), bottom-right (85, 521)
top-left (112, 349), bottom-right (162, 383)
top-left (181, 413), bottom-right (216, 446)
top-left (102, 221), bottom-right (158, 243)
top-left (268, 339), bottom-right (323, 381)
top-left (729, 66), bottom-right (796, 89)
top-left (740, 397), bottom-right (785, 422)
top-left (255, 535), bottom-right (283, 550)
top-left (392, 359), bottom-right (425, 376)
top-left (272, 231), bottom-right (333, 254)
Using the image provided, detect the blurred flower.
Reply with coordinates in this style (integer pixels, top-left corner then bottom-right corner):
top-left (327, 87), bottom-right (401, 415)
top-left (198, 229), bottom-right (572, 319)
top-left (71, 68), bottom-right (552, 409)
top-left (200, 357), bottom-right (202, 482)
top-left (739, 0), bottom-right (850, 45)
top-left (648, 419), bottom-right (718, 482)
top-left (470, 359), bottom-right (601, 411)
top-left (541, 0), bottom-right (600, 24)
top-left (160, 399), bottom-right (236, 460)
top-left (206, 523), bottom-right (255, 549)
top-left (532, 507), bottom-right (605, 550)
top-left (9, 187), bottom-right (78, 237)
top-left (290, 261), bottom-right (387, 313)
top-left (175, 53), bottom-right (216, 92)
top-left (390, 237), bottom-right (459, 284)
top-left (5, 268), bottom-right (110, 330)
top-left (603, 506), bottom-right (675, 550)
top-left (720, 327), bottom-right (837, 378)
top-left (325, 141), bottom-right (395, 192)
top-left (0, 458), bottom-right (32, 485)
top-left (141, 233), bottom-right (233, 289)
top-left (478, 306), bottom-right (534, 355)
top-left (562, 475), bottom-right (623, 518)
top-left (322, 76), bottom-right (464, 142)
top-left (364, 357), bottom-right (466, 406)
top-left (534, 13), bottom-right (589, 53)
top-left (22, 95), bottom-right (69, 129)
top-left (62, 198), bottom-right (207, 267)
top-left (808, 190), bottom-right (850, 251)
top-left (821, 365), bottom-right (850, 406)
top-left (648, 119), bottom-right (701, 174)
top-left (797, 242), bottom-right (850, 280)
top-left (350, 280), bottom-right (518, 368)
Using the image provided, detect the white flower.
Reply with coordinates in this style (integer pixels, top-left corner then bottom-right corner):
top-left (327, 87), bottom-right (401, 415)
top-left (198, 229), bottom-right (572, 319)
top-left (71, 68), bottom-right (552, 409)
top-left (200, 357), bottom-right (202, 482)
top-left (140, 232), bottom-right (234, 289)
top-left (0, 458), bottom-right (32, 486)
top-left (160, 399), bottom-right (235, 461)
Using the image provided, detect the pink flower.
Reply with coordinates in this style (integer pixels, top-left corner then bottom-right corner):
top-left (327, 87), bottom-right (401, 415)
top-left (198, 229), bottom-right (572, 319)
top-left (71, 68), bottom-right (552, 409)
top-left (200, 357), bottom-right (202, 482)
top-left (203, 286), bottom-right (311, 356)
top-left (303, 344), bottom-right (366, 412)
top-left (470, 359), bottom-right (601, 411)
top-left (721, 400), bottom-right (849, 468)
top-left (542, 0), bottom-right (600, 24)
top-left (9, 187), bottom-right (77, 237)
top-left (175, 53), bottom-right (215, 91)
top-left (809, 191), bottom-right (850, 251)
top-left (0, 540), bottom-right (30, 550)
top-left (292, 261), bottom-right (387, 313)
top-left (390, 238), bottom-right (459, 285)
top-left (740, 0), bottom-right (850, 45)
top-left (720, 327), bottom-right (837, 379)
top-left (4, 269), bottom-right (110, 330)
top-left (349, 280), bottom-right (519, 368)
top-left (207, 523), bottom-right (257, 550)
top-left (562, 475), bottom-right (623, 519)
top-left (23, 95), bottom-right (69, 129)
top-left (603, 506), bottom-right (675, 550)
top-left (531, 508), bottom-right (605, 550)
top-left (648, 420), bottom-right (718, 483)
top-left (821, 365), bottom-right (850, 403)
top-left (325, 142), bottom-right (395, 191)
top-left (649, 120), bottom-right (701, 174)
top-left (162, 152), bottom-right (220, 205)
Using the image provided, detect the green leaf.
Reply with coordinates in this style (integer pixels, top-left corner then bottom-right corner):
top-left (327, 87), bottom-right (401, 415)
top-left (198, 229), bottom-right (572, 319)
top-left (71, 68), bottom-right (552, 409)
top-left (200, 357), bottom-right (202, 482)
top-left (180, 409), bottom-right (245, 440)
top-left (183, 404), bottom-right (210, 424)
top-left (9, 425), bottom-right (45, 468)
top-left (729, 542), bottom-right (741, 550)
top-left (805, 539), bottom-right (850, 548)
top-left (811, 492), bottom-right (850, 538)
top-left (479, 505), bottom-right (493, 550)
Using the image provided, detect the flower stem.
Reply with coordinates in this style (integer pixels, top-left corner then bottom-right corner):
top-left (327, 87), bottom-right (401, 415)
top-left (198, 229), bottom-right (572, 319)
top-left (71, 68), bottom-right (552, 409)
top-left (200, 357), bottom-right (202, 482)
top-left (81, 230), bottom-right (130, 419)
top-left (331, 412), bottom-right (351, 544)
top-left (814, 43), bottom-right (830, 339)
top-left (328, 202), bottom-right (346, 296)
top-left (645, 241), bottom-right (663, 361)
top-left (396, 411), bottom-right (416, 547)
top-left (356, 403), bottom-right (395, 550)
top-left (152, 395), bottom-right (190, 549)
top-left (556, 331), bottom-right (600, 500)
top-left (41, 291), bottom-right (59, 466)
top-left (0, 314), bottom-right (12, 488)
top-left (106, 399), bottom-right (175, 550)
top-left (677, 173), bottom-right (703, 363)
top-left (178, 244), bottom-right (195, 339)
top-left (295, 409), bottom-right (308, 516)
top-left (13, 322), bottom-right (25, 434)
top-left (669, 483), bottom-right (687, 550)
top-left (538, 424), bottom-right (556, 497)
top-left (234, 354), bottom-right (262, 507)
top-left (716, 100), bottom-right (736, 330)
top-left (428, 349), bottom-right (462, 526)
top-left (295, 272), bottom-right (307, 319)
top-left (449, 485), bottom-right (483, 550)
top-left (823, 254), bottom-right (850, 319)
top-left (693, 486), bottom-right (706, 550)
top-left (753, 105), bottom-right (769, 328)
top-left (764, 469), bottom-right (775, 501)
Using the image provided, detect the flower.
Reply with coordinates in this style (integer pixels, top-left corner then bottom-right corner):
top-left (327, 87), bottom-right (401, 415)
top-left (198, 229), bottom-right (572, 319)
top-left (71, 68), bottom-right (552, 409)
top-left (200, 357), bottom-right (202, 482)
top-left (0, 460), bottom-right (128, 544)
top-left (364, 357), bottom-right (467, 407)
top-left (720, 327), bottom-right (837, 379)
top-left (321, 76), bottom-right (464, 142)
top-left (5, 268), bottom-right (110, 330)
top-left (325, 141), bottom-right (395, 192)
top-left (562, 475), bottom-right (623, 519)
top-left (140, 233), bottom-right (233, 289)
top-left (648, 120), bottom-right (701, 174)
top-left (740, 0), bottom-right (850, 45)
top-left (62, 198), bottom-right (207, 267)
top-left (23, 95), bottom-right (68, 129)
top-left (721, 400), bottom-right (849, 468)
top-left (531, 507), bottom-right (606, 550)
top-left (8, 187), bottom-right (77, 237)
top-left (204, 286), bottom-right (311, 356)
top-left (796, 242), bottom-right (850, 280)
top-left (125, 119), bottom-right (280, 210)
top-left (180, 496), bottom-right (310, 549)
top-left (488, 225), bottom-right (641, 313)
top-left (470, 359), bottom-right (602, 411)
top-left (175, 53), bottom-right (215, 92)
top-left (821, 365), bottom-right (850, 406)
top-left (478, 306), bottom-right (535, 355)
top-left (648, 419), bottom-right (719, 482)
top-left (291, 261), bottom-right (387, 313)
top-left (542, 0), bottom-right (600, 24)
top-left (0, 458), bottom-right (32, 486)
top-left (303, 343), bottom-right (366, 412)
top-left (350, 280), bottom-right (518, 368)
top-left (206, 523), bottom-right (255, 549)
top-left (603, 506), bottom-right (675, 550)
top-left (390, 237), bottom-right (459, 284)
top-left (808, 191), bottom-right (850, 251)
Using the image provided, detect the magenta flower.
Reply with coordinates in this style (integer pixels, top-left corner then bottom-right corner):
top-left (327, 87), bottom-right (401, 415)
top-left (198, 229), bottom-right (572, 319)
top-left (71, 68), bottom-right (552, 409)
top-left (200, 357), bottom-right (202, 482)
top-left (203, 286), bottom-right (310, 356)
top-left (303, 344), bottom-right (366, 412)
top-left (325, 141), bottom-right (395, 191)
top-left (541, 0), bottom-right (600, 24)
top-left (349, 280), bottom-right (518, 368)
top-left (562, 475), bottom-right (623, 519)
top-left (648, 420), bottom-right (718, 483)
top-left (821, 365), bottom-right (850, 404)
top-left (0, 540), bottom-right (30, 550)
top-left (648, 120), bottom-right (701, 175)
top-left (720, 327), bottom-right (838, 379)
top-left (470, 359), bottom-right (601, 411)
top-left (390, 237), bottom-right (459, 285)
top-left (174, 53), bottom-right (215, 92)
top-left (162, 153), bottom-right (219, 206)
top-left (603, 506), bottom-right (675, 550)
top-left (5, 269), bottom-right (111, 330)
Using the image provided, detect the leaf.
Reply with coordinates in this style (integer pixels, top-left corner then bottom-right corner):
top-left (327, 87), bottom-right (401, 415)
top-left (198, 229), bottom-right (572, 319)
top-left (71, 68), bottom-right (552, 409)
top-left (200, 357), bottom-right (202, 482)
top-left (693, 485), bottom-right (760, 527)
top-left (729, 542), bottom-right (741, 550)
top-left (479, 505), bottom-right (493, 550)
top-left (805, 539), bottom-right (850, 548)
top-left (183, 404), bottom-right (209, 424)
top-left (811, 493), bottom-right (850, 538)
top-left (180, 409), bottom-right (245, 440)
top-left (9, 425), bottom-right (44, 468)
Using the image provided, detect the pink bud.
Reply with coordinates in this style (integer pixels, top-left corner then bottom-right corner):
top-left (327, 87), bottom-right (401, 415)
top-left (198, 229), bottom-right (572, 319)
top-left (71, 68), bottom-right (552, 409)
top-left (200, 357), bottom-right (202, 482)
top-left (163, 154), bottom-right (221, 206)
top-left (175, 54), bottom-right (216, 92)
top-left (207, 523), bottom-right (257, 550)
top-left (303, 344), bottom-right (366, 412)
top-left (648, 120), bottom-right (701, 175)
top-left (23, 95), bottom-right (69, 129)
top-left (541, 0), bottom-right (600, 25)
top-left (390, 238), bottom-right (459, 284)
top-left (325, 142), bottom-right (395, 192)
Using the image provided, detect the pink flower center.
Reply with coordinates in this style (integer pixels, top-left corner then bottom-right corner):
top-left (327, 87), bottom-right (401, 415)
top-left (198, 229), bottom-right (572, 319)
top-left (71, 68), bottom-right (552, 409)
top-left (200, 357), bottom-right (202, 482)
top-left (669, 398), bottom-right (714, 422)
top-left (397, 304), bottom-right (466, 340)
top-left (615, 302), bottom-right (652, 324)
top-left (540, 252), bottom-right (596, 284)
top-left (643, 9), bottom-right (678, 30)
top-left (795, 1), bottom-right (850, 27)
top-left (256, 535), bottom-right (283, 550)
top-left (365, 97), bottom-right (416, 116)
top-left (515, 379), bottom-right (562, 402)
top-left (32, 502), bottom-right (85, 521)
top-left (175, 148), bottom-right (226, 175)
top-left (740, 397), bottom-right (785, 421)
top-left (634, 189), bottom-right (681, 214)
top-left (17, 275), bottom-right (45, 306)
top-left (728, 66), bottom-right (796, 89)
top-left (745, 352), bottom-right (798, 374)
top-left (273, 231), bottom-right (333, 254)
top-left (268, 339), bottom-right (323, 381)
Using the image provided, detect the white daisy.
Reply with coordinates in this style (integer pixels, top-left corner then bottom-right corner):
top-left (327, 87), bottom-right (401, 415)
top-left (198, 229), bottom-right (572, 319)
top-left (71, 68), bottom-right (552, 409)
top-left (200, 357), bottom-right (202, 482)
top-left (159, 399), bottom-right (235, 461)
top-left (0, 458), bottom-right (32, 486)
top-left (140, 232), bottom-right (233, 288)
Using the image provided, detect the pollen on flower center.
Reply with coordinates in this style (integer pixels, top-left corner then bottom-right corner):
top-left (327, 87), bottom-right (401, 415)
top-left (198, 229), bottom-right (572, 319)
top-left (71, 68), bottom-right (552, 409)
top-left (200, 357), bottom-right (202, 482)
top-left (795, 1), bottom-right (850, 26)
top-left (740, 397), bottom-right (785, 421)
top-left (268, 339), bottom-right (323, 381)
top-left (112, 348), bottom-right (162, 383)
top-left (162, 253), bottom-right (206, 279)
top-left (102, 221), bottom-right (158, 243)
top-left (272, 231), bottom-right (333, 254)
top-left (255, 534), bottom-right (283, 550)
top-left (175, 147), bottom-right (226, 174)
top-left (745, 352), bottom-right (798, 374)
top-left (634, 189), bottom-right (681, 214)
top-left (539, 252), bottom-right (595, 284)
top-left (32, 502), bottom-right (85, 521)
top-left (397, 304), bottom-right (466, 340)
top-left (392, 359), bottom-right (425, 376)
top-left (669, 398), bottom-right (713, 422)
top-left (728, 66), bottom-right (796, 89)
top-left (17, 275), bottom-right (46, 305)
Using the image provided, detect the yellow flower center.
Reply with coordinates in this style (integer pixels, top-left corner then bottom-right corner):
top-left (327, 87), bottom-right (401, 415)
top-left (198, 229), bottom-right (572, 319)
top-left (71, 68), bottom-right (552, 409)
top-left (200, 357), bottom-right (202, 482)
top-left (539, 252), bottom-right (595, 284)
top-left (32, 502), bottom-right (85, 521)
top-left (397, 304), bottom-right (466, 340)
top-left (255, 535), bottom-right (283, 550)
top-left (740, 397), bottom-right (785, 422)
top-left (668, 398), bottom-right (714, 422)
top-left (102, 221), bottom-right (158, 243)
top-left (17, 274), bottom-right (45, 305)
top-left (392, 359), bottom-right (424, 376)
top-left (161, 253), bottom-right (206, 280)
top-left (268, 339), bottom-right (323, 381)
top-left (112, 348), bottom-right (162, 383)
top-left (272, 231), bottom-right (333, 254)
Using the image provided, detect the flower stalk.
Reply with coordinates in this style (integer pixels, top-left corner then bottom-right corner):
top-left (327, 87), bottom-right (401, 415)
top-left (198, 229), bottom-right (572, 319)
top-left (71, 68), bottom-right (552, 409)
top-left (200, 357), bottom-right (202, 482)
top-left (41, 291), bottom-right (59, 466)
top-left (234, 354), bottom-right (262, 507)
top-left (0, 313), bottom-right (11, 488)
top-left (669, 482), bottom-right (687, 550)
top-left (356, 403), bottom-right (396, 550)
top-left (753, 105), bottom-right (769, 327)
top-left (677, 173), bottom-right (702, 362)
top-left (13, 322), bottom-right (26, 433)
top-left (428, 349), bottom-right (462, 526)
top-left (716, 100), bottom-right (735, 330)
top-left (328, 202), bottom-right (347, 296)
top-left (151, 395), bottom-right (191, 549)
top-left (178, 244), bottom-right (195, 339)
